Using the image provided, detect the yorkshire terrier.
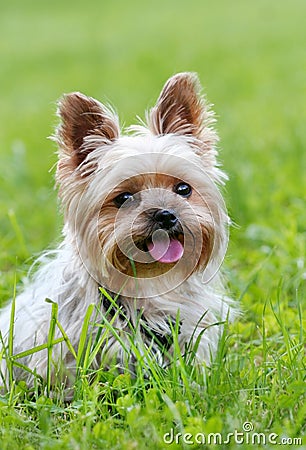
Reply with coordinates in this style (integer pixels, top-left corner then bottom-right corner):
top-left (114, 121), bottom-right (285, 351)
top-left (0, 73), bottom-right (236, 389)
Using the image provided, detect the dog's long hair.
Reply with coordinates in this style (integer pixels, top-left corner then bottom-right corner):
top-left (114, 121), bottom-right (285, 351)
top-left (0, 73), bottom-right (237, 388)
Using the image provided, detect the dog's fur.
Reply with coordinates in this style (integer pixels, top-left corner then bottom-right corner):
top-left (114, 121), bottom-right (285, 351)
top-left (0, 73), bottom-right (237, 389)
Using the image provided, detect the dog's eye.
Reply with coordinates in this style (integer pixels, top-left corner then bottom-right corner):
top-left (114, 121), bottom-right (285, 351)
top-left (174, 182), bottom-right (192, 198)
top-left (113, 192), bottom-right (134, 208)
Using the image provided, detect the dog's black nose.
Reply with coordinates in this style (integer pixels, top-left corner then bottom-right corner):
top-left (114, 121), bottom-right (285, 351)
top-left (153, 209), bottom-right (178, 230)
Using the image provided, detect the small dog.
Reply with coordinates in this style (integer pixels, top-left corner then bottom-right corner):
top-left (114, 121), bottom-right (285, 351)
top-left (0, 73), bottom-right (236, 389)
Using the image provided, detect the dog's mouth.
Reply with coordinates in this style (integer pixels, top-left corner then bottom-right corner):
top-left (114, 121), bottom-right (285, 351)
top-left (142, 233), bottom-right (184, 264)
top-left (147, 237), bottom-right (184, 263)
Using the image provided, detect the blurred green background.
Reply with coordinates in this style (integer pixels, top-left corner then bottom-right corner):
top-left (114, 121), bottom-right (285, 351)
top-left (0, 0), bottom-right (305, 304)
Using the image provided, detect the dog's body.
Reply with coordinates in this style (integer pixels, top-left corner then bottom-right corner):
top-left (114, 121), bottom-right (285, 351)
top-left (0, 73), bottom-right (237, 388)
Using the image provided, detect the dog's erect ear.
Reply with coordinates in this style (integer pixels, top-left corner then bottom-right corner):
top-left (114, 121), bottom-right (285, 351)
top-left (148, 72), bottom-right (217, 150)
top-left (56, 92), bottom-right (119, 171)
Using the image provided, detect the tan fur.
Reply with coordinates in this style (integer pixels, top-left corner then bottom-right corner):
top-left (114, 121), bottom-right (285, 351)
top-left (148, 73), bottom-right (218, 151)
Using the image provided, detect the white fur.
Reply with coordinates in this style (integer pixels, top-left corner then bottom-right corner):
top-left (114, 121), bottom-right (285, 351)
top-left (0, 73), bottom-right (238, 390)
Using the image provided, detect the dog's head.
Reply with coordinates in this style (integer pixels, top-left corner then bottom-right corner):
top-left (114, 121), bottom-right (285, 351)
top-left (54, 73), bottom-right (229, 297)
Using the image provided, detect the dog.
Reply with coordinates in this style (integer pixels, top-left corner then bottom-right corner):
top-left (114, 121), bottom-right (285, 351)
top-left (0, 72), bottom-right (237, 390)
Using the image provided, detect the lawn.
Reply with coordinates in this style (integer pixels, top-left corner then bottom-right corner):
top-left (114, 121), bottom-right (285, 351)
top-left (0, 0), bottom-right (305, 448)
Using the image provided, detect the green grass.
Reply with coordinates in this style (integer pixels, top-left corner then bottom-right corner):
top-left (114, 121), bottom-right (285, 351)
top-left (0, 0), bottom-right (305, 448)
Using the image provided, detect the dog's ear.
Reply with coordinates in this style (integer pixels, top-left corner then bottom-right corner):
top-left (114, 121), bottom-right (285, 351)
top-left (148, 72), bottom-right (217, 151)
top-left (55, 92), bottom-right (119, 172)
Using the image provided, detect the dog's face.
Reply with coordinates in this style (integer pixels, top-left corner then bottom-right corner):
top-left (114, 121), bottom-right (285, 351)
top-left (54, 73), bottom-right (228, 297)
top-left (101, 172), bottom-right (211, 274)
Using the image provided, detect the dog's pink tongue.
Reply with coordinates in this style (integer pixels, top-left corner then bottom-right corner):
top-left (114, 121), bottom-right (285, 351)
top-left (147, 238), bottom-right (184, 263)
